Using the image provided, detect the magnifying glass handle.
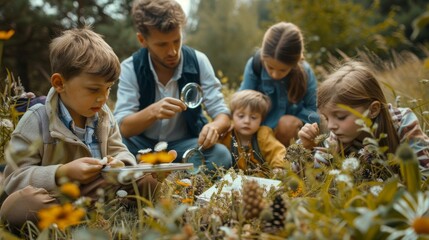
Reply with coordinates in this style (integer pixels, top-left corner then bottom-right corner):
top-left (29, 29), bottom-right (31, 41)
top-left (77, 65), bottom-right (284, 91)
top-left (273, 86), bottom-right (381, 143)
top-left (197, 145), bottom-right (203, 151)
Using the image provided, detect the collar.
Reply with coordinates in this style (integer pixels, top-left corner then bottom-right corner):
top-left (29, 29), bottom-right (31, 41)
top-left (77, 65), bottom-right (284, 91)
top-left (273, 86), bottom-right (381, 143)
top-left (58, 98), bottom-right (98, 133)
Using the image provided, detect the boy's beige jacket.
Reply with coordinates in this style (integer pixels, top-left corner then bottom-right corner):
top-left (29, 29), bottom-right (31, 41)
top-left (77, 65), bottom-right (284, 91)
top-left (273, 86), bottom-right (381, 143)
top-left (3, 88), bottom-right (136, 195)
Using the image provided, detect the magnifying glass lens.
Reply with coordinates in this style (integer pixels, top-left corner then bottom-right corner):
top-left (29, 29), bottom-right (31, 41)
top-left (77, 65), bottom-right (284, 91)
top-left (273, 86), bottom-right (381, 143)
top-left (181, 83), bottom-right (203, 109)
top-left (182, 148), bottom-right (204, 174)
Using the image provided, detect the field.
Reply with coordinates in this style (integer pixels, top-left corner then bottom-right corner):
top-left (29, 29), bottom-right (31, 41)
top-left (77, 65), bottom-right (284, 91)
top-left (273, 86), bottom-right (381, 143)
top-left (1, 50), bottom-right (429, 239)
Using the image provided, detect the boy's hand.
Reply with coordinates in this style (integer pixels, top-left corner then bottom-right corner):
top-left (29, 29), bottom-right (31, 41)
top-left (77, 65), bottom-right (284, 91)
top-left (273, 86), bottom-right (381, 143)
top-left (105, 156), bottom-right (125, 168)
top-left (56, 157), bottom-right (104, 184)
top-left (198, 123), bottom-right (220, 149)
top-left (298, 123), bottom-right (320, 149)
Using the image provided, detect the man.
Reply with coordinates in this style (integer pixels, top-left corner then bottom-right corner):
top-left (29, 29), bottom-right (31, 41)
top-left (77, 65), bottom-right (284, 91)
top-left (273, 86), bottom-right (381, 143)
top-left (114, 0), bottom-right (232, 172)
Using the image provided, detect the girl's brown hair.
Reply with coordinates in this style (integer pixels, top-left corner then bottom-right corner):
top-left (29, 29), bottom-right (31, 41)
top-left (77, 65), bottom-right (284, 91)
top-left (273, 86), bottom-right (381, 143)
top-left (318, 61), bottom-right (399, 154)
top-left (261, 22), bottom-right (307, 103)
top-left (230, 90), bottom-right (271, 120)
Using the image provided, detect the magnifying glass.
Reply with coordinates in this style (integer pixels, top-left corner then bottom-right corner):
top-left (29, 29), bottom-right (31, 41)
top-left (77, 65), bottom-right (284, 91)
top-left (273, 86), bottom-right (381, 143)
top-left (180, 83), bottom-right (203, 109)
top-left (182, 145), bottom-right (205, 174)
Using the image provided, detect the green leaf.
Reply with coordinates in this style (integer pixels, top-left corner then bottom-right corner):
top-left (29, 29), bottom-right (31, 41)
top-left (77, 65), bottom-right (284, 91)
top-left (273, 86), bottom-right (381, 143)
top-left (411, 11), bottom-right (429, 40)
top-left (0, 229), bottom-right (22, 240)
top-left (375, 178), bottom-right (398, 205)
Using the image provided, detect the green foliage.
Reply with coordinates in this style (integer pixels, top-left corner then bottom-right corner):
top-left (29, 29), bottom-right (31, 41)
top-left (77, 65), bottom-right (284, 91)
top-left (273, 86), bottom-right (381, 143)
top-left (186, 0), bottom-right (264, 89)
top-left (412, 10), bottom-right (429, 40)
top-left (0, 0), bottom-right (135, 95)
top-left (270, 0), bottom-right (407, 67)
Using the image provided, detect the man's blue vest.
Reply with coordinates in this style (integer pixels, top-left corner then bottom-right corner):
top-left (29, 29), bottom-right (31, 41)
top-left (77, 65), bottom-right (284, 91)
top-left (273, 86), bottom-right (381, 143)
top-left (132, 45), bottom-right (208, 138)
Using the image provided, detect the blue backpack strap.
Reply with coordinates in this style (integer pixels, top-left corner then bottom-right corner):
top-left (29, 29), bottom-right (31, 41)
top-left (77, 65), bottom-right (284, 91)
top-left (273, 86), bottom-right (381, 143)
top-left (252, 49), bottom-right (262, 77)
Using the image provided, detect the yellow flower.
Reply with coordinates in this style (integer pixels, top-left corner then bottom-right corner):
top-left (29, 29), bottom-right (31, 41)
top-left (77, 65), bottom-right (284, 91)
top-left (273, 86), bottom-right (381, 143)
top-left (157, 151), bottom-right (175, 163)
top-left (287, 177), bottom-right (305, 198)
top-left (0, 30), bottom-right (15, 40)
top-left (139, 153), bottom-right (157, 164)
top-left (181, 198), bottom-right (194, 204)
top-left (38, 203), bottom-right (86, 231)
top-left (139, 152), bottom-right (175, 164)
top-left (60, 182), bottom-right (80, 199)
top-left (176, 179), bottom-right (191, 187)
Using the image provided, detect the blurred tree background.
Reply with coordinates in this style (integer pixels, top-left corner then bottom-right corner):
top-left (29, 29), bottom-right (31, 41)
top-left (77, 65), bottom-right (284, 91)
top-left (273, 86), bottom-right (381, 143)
top-left (1, 0), bottom-right (428, 97)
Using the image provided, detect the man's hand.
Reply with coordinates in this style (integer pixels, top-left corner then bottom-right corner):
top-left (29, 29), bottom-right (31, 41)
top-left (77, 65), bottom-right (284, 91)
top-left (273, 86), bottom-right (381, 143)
top-left (152, 97), bottom-right (187, 120)
top-left (56, 157), bottom-right (103, 184)
top-left (297, 123), bottom-right (320, 149)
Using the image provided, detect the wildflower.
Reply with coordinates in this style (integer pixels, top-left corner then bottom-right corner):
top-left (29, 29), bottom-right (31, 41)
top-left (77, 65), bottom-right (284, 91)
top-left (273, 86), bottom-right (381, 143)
top-left (412, 217), bottom-right (429, 234)
top-left (0, 119), bottom-right (13, 130)
top-left (287, 178), bottom-right (304, 198)
top-left (381, 191), bottom-right (429, 239)
top-left (116, 190), bottom-right (128, 198)
top-left (342, 157), bottom-right (359, 172)
top-left (329, 169), bottom-right (341, 175)
top-left (154, 141), bottom-right (168, 152)
top-left (336, 174), bottom-right (353, 187)
top-left (157, 151), bottom-right (175, 163)
top-left (369, 185), bottom-right (383, 197)
top-left (0, 29), bottom-right (15, 40)
top-left (74, 197), bottom-right (91, 208)
top-left (139, 153), bottom-right (157, 163)
top-left (60, 182), bottom-right (80, 199)
top-left (176, 179), bottom-right (192, 187)
top-left (38, 203), bottom-right (85, 231)
top-left (139, 151), bottom-right (175, 164)
top-left (138, 148), bottom-right (152, 154)
top-left (181, 198), bottom-right (194, 204)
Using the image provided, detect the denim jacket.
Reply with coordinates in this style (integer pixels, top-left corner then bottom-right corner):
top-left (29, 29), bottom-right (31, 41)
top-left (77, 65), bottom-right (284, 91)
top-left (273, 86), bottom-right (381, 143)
top-left (240, 58), bottom-right (320, 129)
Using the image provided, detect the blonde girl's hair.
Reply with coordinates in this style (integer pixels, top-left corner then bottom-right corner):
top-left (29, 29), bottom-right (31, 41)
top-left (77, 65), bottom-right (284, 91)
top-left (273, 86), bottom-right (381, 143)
top-left (318, 61), bottom-right (399, 154)
top-left (261, 21), bottom-right (307, 103)
top-left (132, 0), bottom-right (186, 37)
top-left (230, 90), bottom-right (272, 120)
top-left (49, 26), bottom-right (120, 82)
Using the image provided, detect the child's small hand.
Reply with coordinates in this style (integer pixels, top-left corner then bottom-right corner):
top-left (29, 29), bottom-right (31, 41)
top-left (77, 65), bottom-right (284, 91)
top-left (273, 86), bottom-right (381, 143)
top-left (56, 157), bottom-right (104, 184)
top-left (105, 156), bottom-right (125, 168)
top-left (298, 123), bottom-right (320, 149)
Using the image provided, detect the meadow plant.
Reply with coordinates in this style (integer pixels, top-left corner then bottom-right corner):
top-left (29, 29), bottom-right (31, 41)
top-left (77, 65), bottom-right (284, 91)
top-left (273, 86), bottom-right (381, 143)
top-left (1, 49), bottom-right (429, 239)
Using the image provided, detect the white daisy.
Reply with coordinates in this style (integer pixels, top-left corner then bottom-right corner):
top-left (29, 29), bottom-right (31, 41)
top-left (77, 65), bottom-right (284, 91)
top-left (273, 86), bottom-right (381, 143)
top-left (369, 186), bottom-right (383, 197)
top-left (381, 191), bottom-right (429, 240)
top-left (342, 157), bottom-right (359, 172)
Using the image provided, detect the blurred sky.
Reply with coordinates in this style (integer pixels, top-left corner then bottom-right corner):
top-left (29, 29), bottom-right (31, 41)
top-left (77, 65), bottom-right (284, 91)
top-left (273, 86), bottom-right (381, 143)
top-left (30, 0), bottom-right (192, 17)
top-left (177, 0), bottom-right (191, 15)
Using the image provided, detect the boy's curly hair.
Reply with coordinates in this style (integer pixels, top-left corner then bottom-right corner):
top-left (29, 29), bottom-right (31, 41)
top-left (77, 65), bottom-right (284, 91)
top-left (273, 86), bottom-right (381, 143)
top-left (132, 0), bottom-right (186, 37)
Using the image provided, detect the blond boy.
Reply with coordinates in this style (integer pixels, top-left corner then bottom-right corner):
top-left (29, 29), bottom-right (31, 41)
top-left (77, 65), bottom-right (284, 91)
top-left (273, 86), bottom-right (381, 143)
top-left (219, 90), bottom-right (288, 176)
top-left (0, 27), bottom-right (158, 228)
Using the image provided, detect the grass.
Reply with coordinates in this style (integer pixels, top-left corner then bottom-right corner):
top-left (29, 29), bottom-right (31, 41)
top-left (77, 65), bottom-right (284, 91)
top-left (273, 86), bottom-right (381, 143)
top-left (0, 49), bottom-right (429, 239)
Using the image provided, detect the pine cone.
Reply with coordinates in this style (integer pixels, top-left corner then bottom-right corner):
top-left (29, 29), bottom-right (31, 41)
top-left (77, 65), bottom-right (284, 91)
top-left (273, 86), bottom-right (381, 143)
top-left (193, 174), bottom-right (206, 196)
top-left (242, 180), bottom-right (265, 219)
top-left (263, 195), bottom-right (287, 233)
